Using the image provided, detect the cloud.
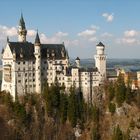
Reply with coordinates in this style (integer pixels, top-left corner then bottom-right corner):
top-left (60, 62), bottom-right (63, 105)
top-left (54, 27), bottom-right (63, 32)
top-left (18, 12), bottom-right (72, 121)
top-left (0, 25), bottom-right (17, 38)
top-left (101, 32), bottom-right (113, 38)
top-left (88, 37), bottom-right (97, 42)
top-left (27, 30), bottom-right (36, 37)
top-left (55, 31), bottom-right (68, 37)
top-left (78, 29), bottom-right (96, 37)
top-left (91, 25), bottom-right (100, 30)
top-left (124, 30), bottom-right (138, 37)
top-left (102, 13), bottom-right (114, 22)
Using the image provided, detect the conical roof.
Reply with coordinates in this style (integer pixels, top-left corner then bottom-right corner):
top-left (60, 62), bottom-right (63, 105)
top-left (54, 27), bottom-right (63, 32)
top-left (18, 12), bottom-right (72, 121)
top-left (35, 31), bottom-right (41, 45)
top-left (19, 13), bottom-right (26, 29)
top-left (96, 42), bottom-right (105, 47)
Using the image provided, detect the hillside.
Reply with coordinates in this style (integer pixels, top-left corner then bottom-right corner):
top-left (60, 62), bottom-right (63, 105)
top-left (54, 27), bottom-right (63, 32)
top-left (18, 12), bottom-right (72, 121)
top-left (0, 76), bottom-right (140, 140)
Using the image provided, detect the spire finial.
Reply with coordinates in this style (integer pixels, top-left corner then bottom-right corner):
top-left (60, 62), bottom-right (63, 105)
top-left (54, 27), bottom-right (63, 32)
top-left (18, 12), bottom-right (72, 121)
top-left (19, 13), bottom-right (25, 29)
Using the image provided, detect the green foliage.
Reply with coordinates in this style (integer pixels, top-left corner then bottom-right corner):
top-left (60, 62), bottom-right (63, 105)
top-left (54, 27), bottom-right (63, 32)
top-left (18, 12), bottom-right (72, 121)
top-left (108, 82), bottom-right (115, 101)
top-left (115, 74), bottom-right (126, 107)
top-left (92, 105), bottom-right (99, 123)
top-left (67, 86), bottom-right (77, 127)
top-left (60, 93), bottom-right (68, 124)
top-left (108, 102), bottom-right (116, 115)
top-left (43, 82), bottom-right (61, 116)
top-left (0, 91), bottom-right (13, 107)
top-left (91, 125), bottom-right (100, 140)
top-left (112, 125), bottom-right (124, 140)
top-left (13, 100), bottom-right (26, 123)
top-left (125, 86), bottom-right (132, 104)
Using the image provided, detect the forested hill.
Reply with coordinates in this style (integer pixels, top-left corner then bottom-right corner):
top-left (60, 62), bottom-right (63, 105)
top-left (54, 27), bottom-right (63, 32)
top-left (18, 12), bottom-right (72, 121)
top-left (0, 75), bottom-right (140, 140)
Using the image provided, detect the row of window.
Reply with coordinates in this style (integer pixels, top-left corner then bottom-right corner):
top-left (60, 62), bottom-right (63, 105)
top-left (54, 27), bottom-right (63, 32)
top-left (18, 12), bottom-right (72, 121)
top-left (18, 79), bottom-right (35, 83)
top-left (17, 60), bottom-right (64, 65)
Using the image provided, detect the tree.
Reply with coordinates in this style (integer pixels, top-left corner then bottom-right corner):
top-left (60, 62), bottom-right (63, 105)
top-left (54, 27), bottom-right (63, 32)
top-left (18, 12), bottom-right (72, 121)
top-left (125, 86), bottom-right (132, 104)
top-left (108, 82), bottom-right (115, 101)
top-left (115, 74), bottom-right (126, 107)
top-left (60, 93), bottom-right (68, 124)
top-left (108, 102), bottom-right (116, 115)
top-left (92, 105), bottom-right (99, 123)
top-left (112, 125), bottom-right (124, 140)
top-left (67, 86), bottom-right (77, 127)
top-left (91, 126), bottom-right (100, 140)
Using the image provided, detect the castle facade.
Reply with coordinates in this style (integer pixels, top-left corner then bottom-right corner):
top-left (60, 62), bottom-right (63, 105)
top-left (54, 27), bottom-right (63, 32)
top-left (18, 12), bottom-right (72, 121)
top-left (1, 15), bottom-right (107, 101)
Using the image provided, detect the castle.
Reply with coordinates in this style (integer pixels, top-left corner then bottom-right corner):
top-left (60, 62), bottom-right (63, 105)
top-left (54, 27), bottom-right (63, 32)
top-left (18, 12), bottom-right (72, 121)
top-left (1, 15), bottom-right (107, 101)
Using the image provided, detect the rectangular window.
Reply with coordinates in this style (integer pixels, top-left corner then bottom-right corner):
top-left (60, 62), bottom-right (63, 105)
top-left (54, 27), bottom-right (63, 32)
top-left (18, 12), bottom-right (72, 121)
top-left (23, 61), bottom-right (25, 64)
top-left (18, 80), bottom-right (21, 83)
top-left (18, 62), bottom-right (20, 65)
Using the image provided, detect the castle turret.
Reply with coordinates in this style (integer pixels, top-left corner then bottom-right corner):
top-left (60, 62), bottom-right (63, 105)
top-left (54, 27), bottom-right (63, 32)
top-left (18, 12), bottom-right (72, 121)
top-left (34, 31), bottom-right (41, 93)
top-left (75, 57), bottom-right (80, 68)
top-left (18, 14), bottom-right (27, 42)
top-left (94, 42), bottom-right (107, 79)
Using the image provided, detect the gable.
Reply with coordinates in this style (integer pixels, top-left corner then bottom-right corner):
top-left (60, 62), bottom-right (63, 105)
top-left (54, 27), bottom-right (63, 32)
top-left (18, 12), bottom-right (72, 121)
top-left (2, 43), bottom-right (13, 59)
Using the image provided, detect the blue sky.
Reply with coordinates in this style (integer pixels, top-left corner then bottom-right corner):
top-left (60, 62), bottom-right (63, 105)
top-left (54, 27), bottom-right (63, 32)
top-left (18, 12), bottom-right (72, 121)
top-left (0, 0), bottom-right (140, 58)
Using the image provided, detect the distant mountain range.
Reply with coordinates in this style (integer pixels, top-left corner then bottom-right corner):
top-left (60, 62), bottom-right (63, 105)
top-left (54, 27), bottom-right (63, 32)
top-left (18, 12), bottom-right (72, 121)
top-left (0, 58), bottom-right (140, 69)
top-left (70, 58), bottom-right (140, 69)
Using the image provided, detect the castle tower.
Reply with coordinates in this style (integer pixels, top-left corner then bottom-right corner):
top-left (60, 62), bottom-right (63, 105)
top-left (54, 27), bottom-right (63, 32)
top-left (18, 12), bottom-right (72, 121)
top-left (94, 42), bottom-right (107, 79)
top-left (75, 57), bottom-right (80, 68)
top-left (34, 31), bottom-right (41, 93)
top-left (18, 14), bottom-right (27, 42)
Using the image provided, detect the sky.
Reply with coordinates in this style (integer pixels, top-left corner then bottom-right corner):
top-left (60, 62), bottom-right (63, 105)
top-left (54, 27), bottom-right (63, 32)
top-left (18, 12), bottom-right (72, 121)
top-left (0, 0), bottom-right (140, 59)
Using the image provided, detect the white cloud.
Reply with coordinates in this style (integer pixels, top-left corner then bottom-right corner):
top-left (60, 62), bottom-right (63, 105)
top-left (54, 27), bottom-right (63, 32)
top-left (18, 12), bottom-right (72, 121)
top-left (55, 31), bottom-right (68, 37)
top-left (91, 25), bottom-right (100, 30)
top-left (0, 25), bottom-right (17, 37)
top-left (122, 38), bottom-right (138, 44)
top-left (78, 25), bottom-right (99, 38)
top-left (40, 31), bottom-right (69, 44)
top-left (88, 37), bottom-right (97, 42)
top-left (124, 30), bottom-right (138, 37)
top-left (78, 29), bottom-right (96, 37)
top-left (102, 13), bottom-right (114, 22)
top-left (27, 30), bottom-right (36, 37)
top-left (101, 32), bottom-right (113, 38)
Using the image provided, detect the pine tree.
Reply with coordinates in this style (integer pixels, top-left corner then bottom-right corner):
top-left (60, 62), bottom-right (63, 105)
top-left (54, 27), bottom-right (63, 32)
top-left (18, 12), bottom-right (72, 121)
top-left (108, 82), bottom-right (115, 101)
top-left (112, 125), bottom-right (123, 140)
top-left (67, 86), bottom-right (77, 127)
top-left (91, 126), bottom-right (100, 140)
top-left (108, 102), bottom-right (116, 115)
top-left (92, 105), bottom-right (99, 123)
top-left (115, 74), bottom-right (126, 107)
top-left (125, 85), bottom-right (132, 104)
top-left (60, 93), bottom-right (68, 124)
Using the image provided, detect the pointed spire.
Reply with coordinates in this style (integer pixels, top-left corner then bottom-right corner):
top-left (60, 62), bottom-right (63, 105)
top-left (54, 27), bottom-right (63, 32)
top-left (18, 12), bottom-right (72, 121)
top-left (35, 30), bottom-right (41, 45)
top-left (19, 13), bottom-right (26, 29)
top-left (7, 36), bottom-right (9, 43)
top-left (96, 42), bottom-right (105, 47)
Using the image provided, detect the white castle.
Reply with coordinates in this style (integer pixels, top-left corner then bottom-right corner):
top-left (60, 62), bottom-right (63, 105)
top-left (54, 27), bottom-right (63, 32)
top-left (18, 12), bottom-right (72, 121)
top-left (1, 15), bottom-right (107, 101)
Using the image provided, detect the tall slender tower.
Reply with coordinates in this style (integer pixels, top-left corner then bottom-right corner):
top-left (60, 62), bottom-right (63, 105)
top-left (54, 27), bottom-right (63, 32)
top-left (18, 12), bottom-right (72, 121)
top-left (34, 32), bottom-right (41, 93)
top-left (94, 42), bottom-right (107, 79)
top-left (18, 14), bottom-right (27, 42)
